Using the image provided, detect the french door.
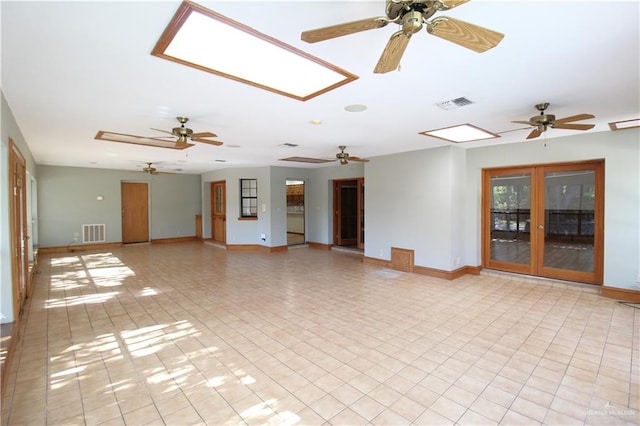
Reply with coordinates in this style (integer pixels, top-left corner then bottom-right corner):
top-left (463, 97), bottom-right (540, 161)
top-left (482, 160), bottom-right (604, 284)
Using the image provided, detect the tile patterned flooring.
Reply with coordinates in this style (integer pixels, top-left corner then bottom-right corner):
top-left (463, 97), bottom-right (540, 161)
top-left (1, 242), bottom-right (638, 425)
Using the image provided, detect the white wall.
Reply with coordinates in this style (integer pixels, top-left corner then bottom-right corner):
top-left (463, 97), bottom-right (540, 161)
top-left (465, 129), bottom-right (640, 290)
top-left (37, 166), bottom-right (201, 247)
top-left (365, 146), bottom-right (462, 269)
top-left (201, 167), bottom-right (271, 245)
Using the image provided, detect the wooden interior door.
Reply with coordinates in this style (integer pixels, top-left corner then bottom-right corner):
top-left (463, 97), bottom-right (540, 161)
top-left (333, 178), bottom-right (364, 248)
top-left (483, 160), bottom-right (604, 284)
top-left (121, 182), bottom-right (149, 244)
top-left (211, 181), bottom-right (226, 244)
top-left (9, 139), bottom-right (28, 321)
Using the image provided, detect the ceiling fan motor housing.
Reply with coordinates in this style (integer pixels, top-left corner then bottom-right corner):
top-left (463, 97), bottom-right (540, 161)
top-left (386, 0), bottom-right (439, 20)
top-left (530, 114), bottom-right (555, 127)
top-left (172, 126), bottom-right (193, 137)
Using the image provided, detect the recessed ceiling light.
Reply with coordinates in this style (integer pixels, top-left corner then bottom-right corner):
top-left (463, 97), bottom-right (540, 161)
top-left (152, 1), bottom-right (358, 101)
top-left (419, 123), bottom-right (500, 143)
top-left (609, 118), bottom-right (639, 131)
top-left (344, 104), bottom-right (367, 112)
top-left (310, 119), bottom-right (322, 125)
top-left (226, 144), bottom-right (241, 148)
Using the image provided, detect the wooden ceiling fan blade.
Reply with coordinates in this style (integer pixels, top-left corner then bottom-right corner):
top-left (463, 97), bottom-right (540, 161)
top-left (302, 17), bottom-right (390, 43)
top-left (427, 17), bottom-right (504, 53)
top-left (193, 137), bottom-right (223, 146)
top-left (526, 128), bottom-right (543, 139)
top-left (438, 0), bottom-right (471, 10)
top-left (150, 127), bottom-right (174, 135)
top-left (553, 113), bottom-right (595, 124)
top-left (374, 31), bottom-right (411, 74)
top-left (552, 123), bottom-right (595, 131)
top-left (349, 157), bottom-right (369, 162)
top-left (191, 131), bottom-right (218, 138)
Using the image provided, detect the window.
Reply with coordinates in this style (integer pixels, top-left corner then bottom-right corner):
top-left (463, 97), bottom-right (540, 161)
top-left (240, 179), bottom-right (258, 218)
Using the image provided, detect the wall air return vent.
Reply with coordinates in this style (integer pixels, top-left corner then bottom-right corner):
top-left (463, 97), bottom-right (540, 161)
top-left (83, 224), bottom-right (106, 243)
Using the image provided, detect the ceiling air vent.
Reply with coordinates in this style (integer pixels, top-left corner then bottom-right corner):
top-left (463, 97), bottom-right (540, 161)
top-left (435, 97), bottom-right (474, 111)
top-left (280, 143), bottom-right (299, 148)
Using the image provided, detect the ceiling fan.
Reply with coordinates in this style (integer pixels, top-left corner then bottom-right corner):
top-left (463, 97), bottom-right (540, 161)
top-left (95, 116), bottom-right (223, 150)
top-left (141, 162), bottom-right (174, 175)
top-left (301, 0), bottom-right (504, 74)
top-left (336, 146), bottom-right (369, 165)
top-left (150, 116), bottom-right (223, 148)
top-left (512, 103), bottom-right (596, 140)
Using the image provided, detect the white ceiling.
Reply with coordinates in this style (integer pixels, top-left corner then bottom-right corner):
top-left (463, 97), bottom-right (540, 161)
top-left (3, 1), bottom-right (639, 174)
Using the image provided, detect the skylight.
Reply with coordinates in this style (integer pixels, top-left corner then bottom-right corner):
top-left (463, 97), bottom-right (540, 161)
top-left (419, 124), bottom-right (500, 143)
top-left (151, 1), bottom-right (358, 101)
top-left (608, 118), bottom-right (639, 131)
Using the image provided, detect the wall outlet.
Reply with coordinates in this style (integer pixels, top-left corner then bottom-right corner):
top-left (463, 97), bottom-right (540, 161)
top-left (260, 233), bottom-right (266, 241)
top-left (454, 257), bottom-right (460, 266)
top-left (379, 249), bottom-right (383, 257)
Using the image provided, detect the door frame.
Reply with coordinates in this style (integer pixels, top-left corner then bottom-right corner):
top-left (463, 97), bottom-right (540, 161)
top-left (333, 177), bottom-right (364, 249)
top-left (9, 138), bottom-right (29, 321)
top-left (286, 180), bottom-right (305, 246)
top-left (210, 180), bottom-right (226, 244)
top-left (482, 159), bottom-right (604, 284)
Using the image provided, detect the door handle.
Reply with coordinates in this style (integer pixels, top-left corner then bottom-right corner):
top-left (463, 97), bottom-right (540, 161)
top-left (538, 225), bottom-right (544, 230)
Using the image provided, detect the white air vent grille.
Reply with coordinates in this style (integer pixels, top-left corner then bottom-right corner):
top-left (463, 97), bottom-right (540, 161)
top-left (83, 224), bottom-right (106, 243)
top-left (435, 97), bottom-right (474, 110)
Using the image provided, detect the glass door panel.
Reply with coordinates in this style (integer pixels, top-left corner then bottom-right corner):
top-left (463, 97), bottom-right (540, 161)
top-left (488, 173), bottom-right (532, 267)
top-left (542, 170), bottom-right (595, 272)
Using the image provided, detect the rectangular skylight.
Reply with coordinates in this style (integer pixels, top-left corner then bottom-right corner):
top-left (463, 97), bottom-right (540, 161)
top-left (609, 118), bottom-right (640, 131)
top-left (419, 123), bottom-right (500, 143)
top-left (152, 1), bottom-right (358, 101)
top-left (279, 157), bottom-right (333, 164)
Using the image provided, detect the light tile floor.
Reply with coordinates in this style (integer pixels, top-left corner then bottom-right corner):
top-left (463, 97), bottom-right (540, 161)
top-left (1, 242), bottom-right (639, 425)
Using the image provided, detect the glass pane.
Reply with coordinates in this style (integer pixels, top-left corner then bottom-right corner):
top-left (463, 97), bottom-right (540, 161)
top-left (543, 170), bottom-right (595, 272)
top-left (214, 186), bottom-right (223, 214)
top-left (489, 173), bottom-right (531, 264)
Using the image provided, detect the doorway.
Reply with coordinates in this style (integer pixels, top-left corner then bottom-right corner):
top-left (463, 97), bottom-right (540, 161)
top-left (333, 178), bottom-right (364, 250)
top-left (210, 181), bottom-right (226, 244)
top-left (482, 160), bottom-right (604, 284)
top-left (121, 182), bottom-right (149, 244)
top-left (286, 180), bottom-right (305, 246)
top-left (9, 139), bottom-right (29, 321)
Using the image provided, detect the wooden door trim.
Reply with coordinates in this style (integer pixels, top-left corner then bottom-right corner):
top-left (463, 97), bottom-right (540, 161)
top-left (333, 178), bottom-right (364, 248)
top-left (9, 138), bottom-right (28, 322)
top-left (211, 180), bottom-right (226, 244)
